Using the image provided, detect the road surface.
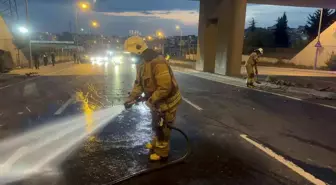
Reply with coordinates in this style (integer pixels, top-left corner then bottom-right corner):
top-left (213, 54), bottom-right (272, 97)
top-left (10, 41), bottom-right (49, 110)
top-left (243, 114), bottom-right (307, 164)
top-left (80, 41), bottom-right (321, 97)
top-left (0, 61), bottom-right (335, 185)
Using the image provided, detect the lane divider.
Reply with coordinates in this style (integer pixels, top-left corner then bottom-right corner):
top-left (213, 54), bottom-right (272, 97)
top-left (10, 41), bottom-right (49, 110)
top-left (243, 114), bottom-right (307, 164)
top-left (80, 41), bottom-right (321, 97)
top-left (240, 134), bottom-right (326, 185)
top-left (182, 97), bottom-right (203, 111)
top-left (54, 96), bottom-right (75, 115)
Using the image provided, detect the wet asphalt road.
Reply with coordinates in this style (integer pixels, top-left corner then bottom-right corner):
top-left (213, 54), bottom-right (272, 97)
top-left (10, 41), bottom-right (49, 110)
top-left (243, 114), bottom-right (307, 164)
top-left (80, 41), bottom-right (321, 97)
top-left (0, 61), bottom-right (336, 185)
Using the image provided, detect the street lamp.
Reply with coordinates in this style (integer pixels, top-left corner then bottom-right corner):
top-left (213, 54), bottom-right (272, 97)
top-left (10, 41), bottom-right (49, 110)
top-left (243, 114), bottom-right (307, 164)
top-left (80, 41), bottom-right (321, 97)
top-left (17, 26), bottom-right (30, 68)
top-left (147, 36), bottom-right (153, 41)
top-left (176, 25), bottom-right (183, 57)
top-left (18, 26), bottom-right (29, 34)
top-left (75, 2), bottom-right (91, 51)
top-left (75, 2), bottom-right (91, 33)
top-left (156, 31), bottom-right (164, 39)
top-left (156, 30), bottom-right (165, 54)
top-left (91, 20), bottom-right (99, 28)
top-left (18, 26), bottom-right (32, 68)
top-left (79, 2), bottom-right (90, 10)
top-left (24, 0), bottom-right (32, 68)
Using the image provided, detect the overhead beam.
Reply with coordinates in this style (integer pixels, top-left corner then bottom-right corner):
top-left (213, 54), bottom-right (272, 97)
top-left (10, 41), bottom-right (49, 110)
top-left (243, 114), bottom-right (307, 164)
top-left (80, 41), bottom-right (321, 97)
top-left (190, 0), bottom-right (336, 8)
top-left (248, 0), bottom-right (336, 8)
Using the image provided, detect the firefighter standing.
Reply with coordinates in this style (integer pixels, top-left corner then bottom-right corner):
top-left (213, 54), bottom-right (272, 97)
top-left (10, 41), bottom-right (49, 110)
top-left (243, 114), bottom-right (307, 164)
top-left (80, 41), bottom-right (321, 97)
top-left (124, 36), bottom-right (182, 161)
top-left (245, 48), bottom-right (263, 87)
top-left (73, 52), bottom-right (77, 64)
top-left (51, 52), bottom-right (56, 66)
top-left (33, 52), bottom-right (40, 69)
top-left (43, 53), bottom-right (48, 66)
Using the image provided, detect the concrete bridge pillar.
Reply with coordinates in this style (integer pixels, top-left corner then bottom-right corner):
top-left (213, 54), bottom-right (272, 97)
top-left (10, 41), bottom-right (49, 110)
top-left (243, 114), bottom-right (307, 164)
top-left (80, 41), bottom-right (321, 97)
top-left (196, 0), bottom-right (247, 76)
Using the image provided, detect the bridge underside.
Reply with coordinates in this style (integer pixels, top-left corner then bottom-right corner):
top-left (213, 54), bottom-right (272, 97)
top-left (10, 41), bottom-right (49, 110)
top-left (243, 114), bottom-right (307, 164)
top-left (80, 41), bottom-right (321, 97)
top-left (249, 0), bottom-right (336, 9)
top-left (196, 0), bottom-right (336, 76)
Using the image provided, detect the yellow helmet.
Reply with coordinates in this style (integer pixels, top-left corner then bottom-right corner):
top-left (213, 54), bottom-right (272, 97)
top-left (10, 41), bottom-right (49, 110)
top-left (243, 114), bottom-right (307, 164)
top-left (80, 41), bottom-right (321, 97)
top-left (124, 36), bottom-right (148, 55)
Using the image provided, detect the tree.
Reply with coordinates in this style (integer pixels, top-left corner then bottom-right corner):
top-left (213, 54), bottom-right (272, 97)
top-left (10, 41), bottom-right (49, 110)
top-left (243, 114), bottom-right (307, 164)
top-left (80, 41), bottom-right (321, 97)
top-left (305, 9), bottom-right (336, 41)
top-left (274, 12), bottom-right (290, 48)
top-left (248, 18), bottom-right (256, 32)
top-left (245, 28), bottom-right (274, 48)
top-left (244, 18), bottom-right (275, 51)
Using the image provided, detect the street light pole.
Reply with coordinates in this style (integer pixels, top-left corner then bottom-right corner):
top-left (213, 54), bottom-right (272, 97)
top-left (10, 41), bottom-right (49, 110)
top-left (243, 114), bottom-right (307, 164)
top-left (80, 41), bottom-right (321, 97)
top-left (24, 0), bottom-right (32, 68)
top-left (75, 8), bottom-right (79, 49)
top-left (314, 8), bottom-right (323, 70)
top-left (179, 29), bottom-right (183, 57)
top-left (75, 8), bottom-right (78, 34)
top-left (175, 25), bottom-right (183, 57)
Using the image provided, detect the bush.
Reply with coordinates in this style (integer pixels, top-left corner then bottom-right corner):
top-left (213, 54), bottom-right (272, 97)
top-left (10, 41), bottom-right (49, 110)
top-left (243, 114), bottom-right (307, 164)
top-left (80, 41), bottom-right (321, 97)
top-left (326, 53), bottom-right (336, 71)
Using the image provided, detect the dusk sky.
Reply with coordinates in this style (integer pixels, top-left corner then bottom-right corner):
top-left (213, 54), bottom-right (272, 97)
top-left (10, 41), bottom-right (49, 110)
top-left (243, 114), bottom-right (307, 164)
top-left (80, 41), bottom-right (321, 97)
top-left (13, 0), bottom-right (318, 36)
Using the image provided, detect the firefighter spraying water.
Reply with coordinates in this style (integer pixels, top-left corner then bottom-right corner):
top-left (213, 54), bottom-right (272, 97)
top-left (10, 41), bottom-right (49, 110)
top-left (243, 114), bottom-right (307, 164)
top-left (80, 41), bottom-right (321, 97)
top-left (124, 36), bottom-right (182, 161)
top-left (0, 36), bottom-right (190, 185)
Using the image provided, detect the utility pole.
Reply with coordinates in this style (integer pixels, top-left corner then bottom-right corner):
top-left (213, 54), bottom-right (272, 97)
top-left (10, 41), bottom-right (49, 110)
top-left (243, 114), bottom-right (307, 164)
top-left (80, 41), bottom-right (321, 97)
top-left (24, 0), bottom-right (32, 68)
top-left (13, 0), bottom-right (18, 20)
top-left (314, 8), bottom-right (323, 70)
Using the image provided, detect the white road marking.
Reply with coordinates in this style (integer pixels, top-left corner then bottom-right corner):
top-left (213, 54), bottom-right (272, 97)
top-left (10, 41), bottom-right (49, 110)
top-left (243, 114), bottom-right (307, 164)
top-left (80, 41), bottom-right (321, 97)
top-left (54, 96), bottom-right (75, 115)
top-left (240, 134), bottom-right (327, 185)
top-left (176, 71), bottom-right (336, 110)
top-left (25, 106), bottom-right (31, 112)
top-left (182, 97), bottom-right (203, 111)
top-left (245, 88), bottom-right (335, 110)
top-left (253, 88), bottom-right (303, 101)
top-left (316, 103), bottom-right (336, 110)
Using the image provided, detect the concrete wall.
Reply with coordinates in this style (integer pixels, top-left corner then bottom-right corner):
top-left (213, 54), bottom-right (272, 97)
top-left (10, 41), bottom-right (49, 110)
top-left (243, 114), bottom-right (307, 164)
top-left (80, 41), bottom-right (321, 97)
top-left (0, 16), bottom-right (28, 68)
top-left (197, 0), bottom-right (247, 76)
top-left (291, 22), bottom-right (336, 68)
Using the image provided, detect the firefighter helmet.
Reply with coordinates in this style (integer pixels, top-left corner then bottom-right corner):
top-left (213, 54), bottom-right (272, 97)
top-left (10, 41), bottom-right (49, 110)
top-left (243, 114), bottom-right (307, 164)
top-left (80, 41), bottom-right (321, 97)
top-left (124, 36), bottom-right (148, 55)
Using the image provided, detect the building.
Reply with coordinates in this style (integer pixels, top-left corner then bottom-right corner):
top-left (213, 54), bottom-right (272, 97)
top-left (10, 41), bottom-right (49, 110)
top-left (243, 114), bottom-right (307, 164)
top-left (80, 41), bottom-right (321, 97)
top-left (0, 16), bottom-right (28, 69)
top-left (165, 35), bottom-right (198, 57)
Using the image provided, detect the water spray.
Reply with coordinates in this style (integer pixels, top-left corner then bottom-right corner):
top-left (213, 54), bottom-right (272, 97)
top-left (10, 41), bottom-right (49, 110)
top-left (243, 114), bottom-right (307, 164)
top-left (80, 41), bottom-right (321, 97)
top-left (0, 105), bottom-right (125, 185)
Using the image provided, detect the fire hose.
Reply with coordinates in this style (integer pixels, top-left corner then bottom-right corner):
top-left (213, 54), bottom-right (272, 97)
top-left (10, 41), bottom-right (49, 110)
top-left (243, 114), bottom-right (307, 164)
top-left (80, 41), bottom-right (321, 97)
top-left (104, 98), bottom-right (191, 185)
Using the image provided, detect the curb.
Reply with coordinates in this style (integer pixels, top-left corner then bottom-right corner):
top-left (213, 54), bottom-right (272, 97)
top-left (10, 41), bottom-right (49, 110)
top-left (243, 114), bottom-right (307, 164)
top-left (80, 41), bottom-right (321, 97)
top-left (286, 87), bottom-right (336, 100)
top-left (172, 66), bottom-right (336, 100)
